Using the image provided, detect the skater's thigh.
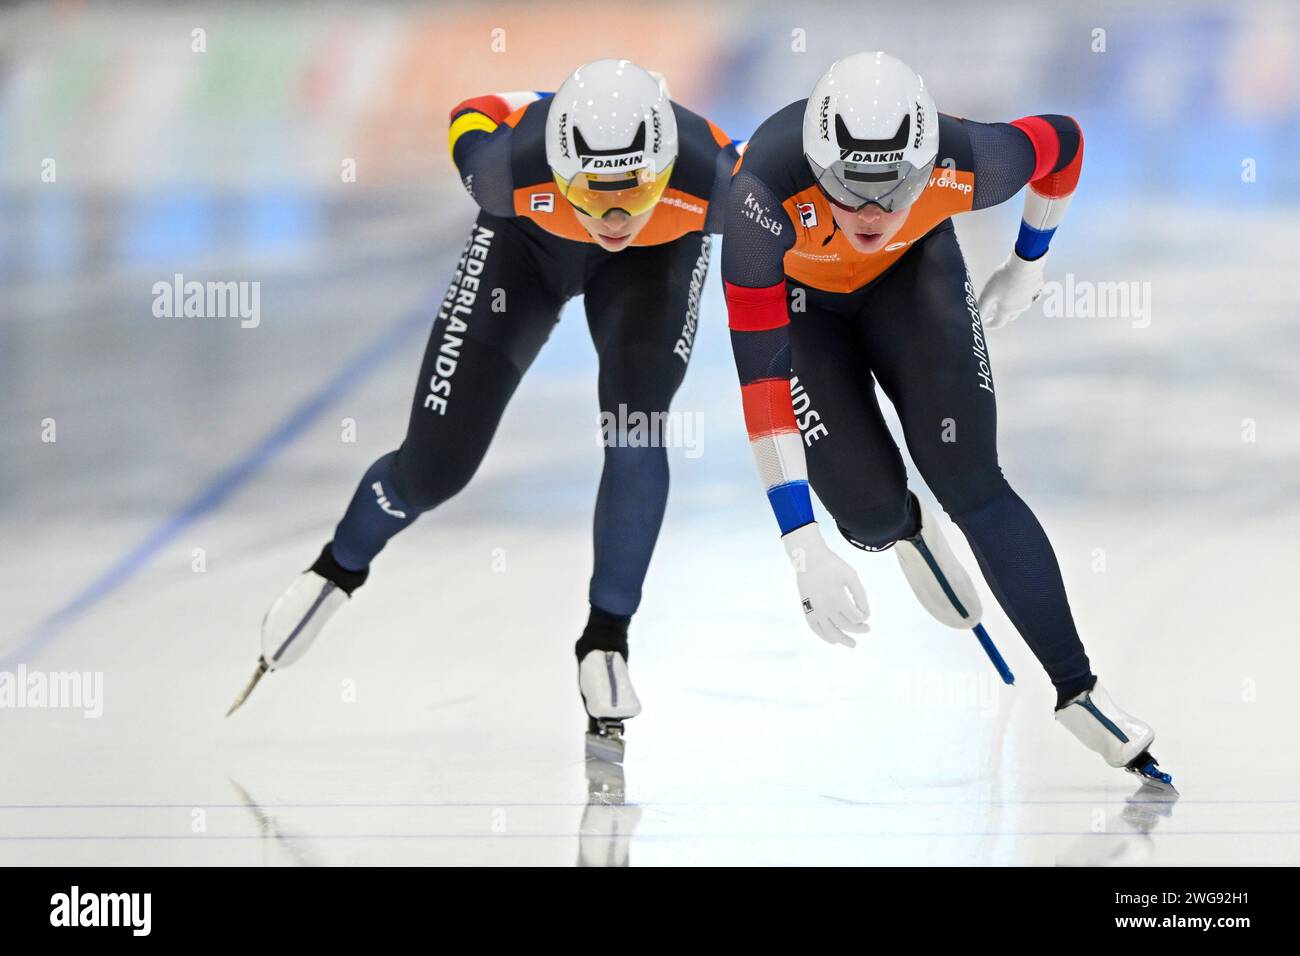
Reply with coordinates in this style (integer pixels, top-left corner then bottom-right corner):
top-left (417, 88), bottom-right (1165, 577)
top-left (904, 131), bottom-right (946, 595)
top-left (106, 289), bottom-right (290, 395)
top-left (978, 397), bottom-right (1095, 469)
top-left (397, 214), bottom-right (566, 478)
top-left (863, 222), bottom-right (1004, 512)
top-left (583, 232), bottom-right (712, 414)
top-left (788, 286), bottom-right (910, 542)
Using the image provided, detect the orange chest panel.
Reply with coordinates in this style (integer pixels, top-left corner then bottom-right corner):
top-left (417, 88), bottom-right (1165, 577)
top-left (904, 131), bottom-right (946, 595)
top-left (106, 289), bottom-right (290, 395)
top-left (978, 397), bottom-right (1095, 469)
top-left (511, 183), bottom-right (708, 246)
top-left (781, 170), bottom-right (975, 293)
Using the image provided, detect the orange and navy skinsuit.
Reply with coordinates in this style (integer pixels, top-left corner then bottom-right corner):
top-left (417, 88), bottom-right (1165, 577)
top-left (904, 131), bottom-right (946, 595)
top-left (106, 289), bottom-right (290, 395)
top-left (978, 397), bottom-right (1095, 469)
top-left (723, 99), bottom-right (1082, 536)
top-left (327, 90), bottom-right (738, 630)
top-left (448, 91), bottom-right (738, 242)
top-left (722, 99), bottom-right (1096, 697)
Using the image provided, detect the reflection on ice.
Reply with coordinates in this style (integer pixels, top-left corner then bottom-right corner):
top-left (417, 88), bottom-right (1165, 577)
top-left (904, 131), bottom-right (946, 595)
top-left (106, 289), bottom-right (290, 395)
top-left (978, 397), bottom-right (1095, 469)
top-left (1057, 785), bottom-right (1180, 867)
top-left (579, 759), bottom-right (642, 868)
top-left (229, 778), bottom-right (321, 868)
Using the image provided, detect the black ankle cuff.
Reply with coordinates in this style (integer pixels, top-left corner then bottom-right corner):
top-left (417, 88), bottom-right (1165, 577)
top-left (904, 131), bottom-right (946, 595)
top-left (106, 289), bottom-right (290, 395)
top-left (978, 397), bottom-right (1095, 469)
top-left (575, 606), bottom-right (630, 660)
top-left (310, 543), bottom-right (369, 595)
top-left (1054, 673), bottom-right (1098, 711)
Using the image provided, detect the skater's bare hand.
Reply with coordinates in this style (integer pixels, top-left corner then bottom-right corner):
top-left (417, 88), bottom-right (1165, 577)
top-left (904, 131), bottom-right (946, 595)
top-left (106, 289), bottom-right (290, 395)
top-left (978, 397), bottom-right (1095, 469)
top-left (782, 524), bottom-right (870, 647)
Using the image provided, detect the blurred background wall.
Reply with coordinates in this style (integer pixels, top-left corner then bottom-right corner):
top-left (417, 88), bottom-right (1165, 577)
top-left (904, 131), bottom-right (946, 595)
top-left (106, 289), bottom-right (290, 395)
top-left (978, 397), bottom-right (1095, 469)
top-left (5, 0), bottom-right (1298, 282)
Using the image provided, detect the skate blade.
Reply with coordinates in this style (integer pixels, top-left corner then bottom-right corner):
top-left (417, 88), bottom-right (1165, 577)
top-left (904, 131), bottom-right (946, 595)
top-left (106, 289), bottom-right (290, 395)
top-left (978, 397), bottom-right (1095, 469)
top-left (585, 719), bottom-right (626, 764)
top-left (1127, 765), bottom-right (1179, 796)
top-left (225, 658), bottom-right (269, 717)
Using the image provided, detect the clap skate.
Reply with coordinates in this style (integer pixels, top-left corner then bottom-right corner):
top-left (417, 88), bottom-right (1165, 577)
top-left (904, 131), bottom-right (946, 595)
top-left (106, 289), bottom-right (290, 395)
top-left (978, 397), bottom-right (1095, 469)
top-left (890, 495), bottom-right (1015, 683)
top-left (578, 649), bottom-right (642, 763)
top-left (226, 543), bottom-right (367, 716)
top-left (1055, 679), bottom-right (1177, 794)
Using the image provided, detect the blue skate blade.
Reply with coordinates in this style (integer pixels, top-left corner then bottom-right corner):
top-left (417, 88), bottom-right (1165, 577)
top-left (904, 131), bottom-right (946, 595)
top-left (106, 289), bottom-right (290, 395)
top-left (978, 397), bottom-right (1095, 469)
top-left (1129, 759), bottom-right (1178, 795)
top-left (972, 623), bottom-right (1015, 685)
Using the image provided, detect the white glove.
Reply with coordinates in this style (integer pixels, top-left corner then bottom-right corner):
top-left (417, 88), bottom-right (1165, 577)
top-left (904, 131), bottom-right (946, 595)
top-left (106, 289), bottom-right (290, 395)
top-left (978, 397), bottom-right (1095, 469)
top-left (977, 252), bottom-right (1047, 331)
top-left (781, 524), bottom-right (870, 648)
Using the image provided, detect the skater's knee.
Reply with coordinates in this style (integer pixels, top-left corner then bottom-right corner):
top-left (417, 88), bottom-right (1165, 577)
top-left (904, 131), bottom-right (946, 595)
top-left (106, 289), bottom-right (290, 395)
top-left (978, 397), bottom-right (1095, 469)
top-left (833, 494), bottom-right (916, 550)
top-left (597, 348), bottom-right (687, 417)
top-left (600, 440), bottom-right (669, 482)
top-left (930, 470), bottom-right (1010, 522)
top-left (389, 449), bottom-right (477, 514)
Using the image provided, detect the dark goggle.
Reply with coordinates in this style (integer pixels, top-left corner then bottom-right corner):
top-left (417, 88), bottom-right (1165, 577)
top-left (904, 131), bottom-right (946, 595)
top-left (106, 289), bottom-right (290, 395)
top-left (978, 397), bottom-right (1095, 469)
top-left (806, 155), bottom-right (935, 213)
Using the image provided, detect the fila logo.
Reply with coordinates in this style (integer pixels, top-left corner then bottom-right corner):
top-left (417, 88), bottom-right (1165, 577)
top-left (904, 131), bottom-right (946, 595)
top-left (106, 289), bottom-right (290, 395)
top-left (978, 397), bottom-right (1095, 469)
top-left (530, 192), bottom-right (555, 213)
top-left (372, 481), bottom-right (407, 519)
top-left (796, 202), bottom-right (818, 228)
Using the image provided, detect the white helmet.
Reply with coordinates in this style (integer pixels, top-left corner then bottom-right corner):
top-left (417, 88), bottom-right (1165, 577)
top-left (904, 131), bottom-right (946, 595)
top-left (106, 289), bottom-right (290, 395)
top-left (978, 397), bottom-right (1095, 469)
top-left (545, 58), bottom-right (678, 218)
top-left (803, 52), bottom-right (939, 212)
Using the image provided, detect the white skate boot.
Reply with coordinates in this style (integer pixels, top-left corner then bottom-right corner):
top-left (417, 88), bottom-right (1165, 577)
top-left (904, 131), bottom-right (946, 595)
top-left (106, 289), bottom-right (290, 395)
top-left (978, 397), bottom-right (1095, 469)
top-left (895, 496), bottom-right (982, 628)
top-left (227, 544), bottom-right (366, 715)
top-left (1055, 680), bottom-right (1176, 793)
top-left (578, 649), bottom-right (642, 763)
top-left (889, 496), bottom-right (1015, 683)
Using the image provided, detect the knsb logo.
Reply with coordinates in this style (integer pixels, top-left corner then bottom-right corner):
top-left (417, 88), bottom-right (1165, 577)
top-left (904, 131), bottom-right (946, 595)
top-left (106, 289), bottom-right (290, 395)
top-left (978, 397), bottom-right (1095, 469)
top-left (50, 886), bottom-right (151, 937)
top-left (796, 202), bottom-right (818, 228)
top-left (530, 192), bottom-right (554, 213)
top-left (742, 191), bottom-right (783, 236)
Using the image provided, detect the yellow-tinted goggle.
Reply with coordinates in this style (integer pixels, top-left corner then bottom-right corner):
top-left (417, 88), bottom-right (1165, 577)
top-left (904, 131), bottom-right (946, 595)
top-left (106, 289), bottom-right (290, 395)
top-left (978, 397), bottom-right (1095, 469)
top-left (554, 161), bottom-right (674, 219)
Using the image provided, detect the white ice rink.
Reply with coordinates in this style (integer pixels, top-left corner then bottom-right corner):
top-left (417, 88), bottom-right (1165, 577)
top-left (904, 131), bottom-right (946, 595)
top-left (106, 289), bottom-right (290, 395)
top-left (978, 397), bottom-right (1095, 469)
top-left (3, 202), bottom-right (1299, 867)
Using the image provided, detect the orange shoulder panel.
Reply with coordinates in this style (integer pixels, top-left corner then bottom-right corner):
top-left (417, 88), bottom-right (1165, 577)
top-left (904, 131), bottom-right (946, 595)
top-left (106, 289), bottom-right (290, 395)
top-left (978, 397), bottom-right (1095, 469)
top-left (510, 184), bottom-right (708, 246)
top-left (706, 119), bottom-right (733, 149)
top-left (504, 103), bottom-right (532, 128)
top-left (781, 170), bottom-right (976, 293)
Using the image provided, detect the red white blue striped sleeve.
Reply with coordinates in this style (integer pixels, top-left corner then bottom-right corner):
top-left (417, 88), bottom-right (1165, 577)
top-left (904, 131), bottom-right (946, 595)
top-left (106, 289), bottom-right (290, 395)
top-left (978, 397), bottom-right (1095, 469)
top-left (726, 280), bottom-right (814, 535)
top-left (1008, 115), bottom-right (1083, 260)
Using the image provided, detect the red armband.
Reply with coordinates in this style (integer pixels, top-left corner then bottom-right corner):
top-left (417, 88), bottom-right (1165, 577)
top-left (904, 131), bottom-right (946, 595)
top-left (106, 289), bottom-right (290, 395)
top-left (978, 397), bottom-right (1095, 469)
top-left (1011, 116), bottom-right (1083, 199)
top-left (725, 280), bottom-right (788, 332)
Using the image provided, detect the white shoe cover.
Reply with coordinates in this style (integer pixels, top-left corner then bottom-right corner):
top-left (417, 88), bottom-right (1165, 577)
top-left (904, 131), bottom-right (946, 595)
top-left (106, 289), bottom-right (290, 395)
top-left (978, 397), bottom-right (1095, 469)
top-left (1055, 680), bottom-right (1155, 768)
top-left (895, 498), bottom-right (983, 628)
top-left (578, 650), bottom-right (642, 721)
top-left (260, 571), bottom-right (349, 670)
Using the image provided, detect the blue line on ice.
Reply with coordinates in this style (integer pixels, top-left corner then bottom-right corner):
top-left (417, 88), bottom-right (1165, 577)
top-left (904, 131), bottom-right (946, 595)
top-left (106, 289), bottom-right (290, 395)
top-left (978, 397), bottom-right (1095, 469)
top-left (0, 292), bottom-right (438, 669)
